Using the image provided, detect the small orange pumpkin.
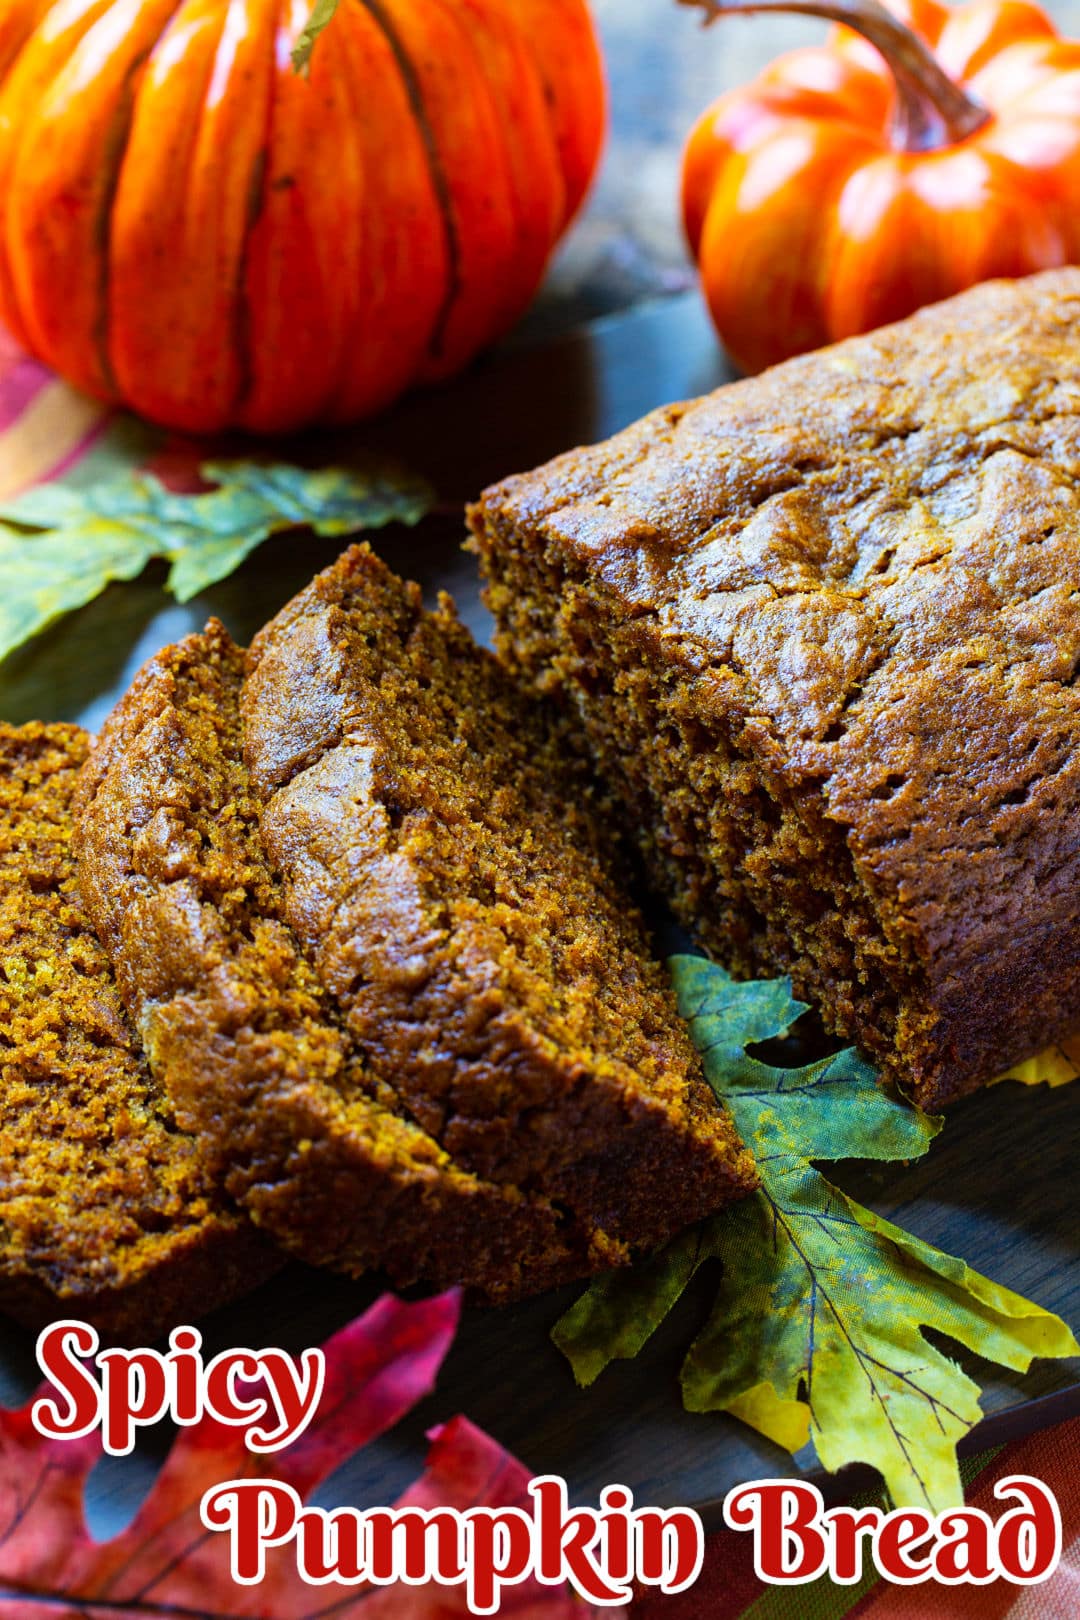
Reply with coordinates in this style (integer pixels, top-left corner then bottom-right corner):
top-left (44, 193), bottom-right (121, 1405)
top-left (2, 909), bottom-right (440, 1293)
top-left (0, 0), bottom-right (605, 434)
top-left (682, 0), bottom-right (1080, 373)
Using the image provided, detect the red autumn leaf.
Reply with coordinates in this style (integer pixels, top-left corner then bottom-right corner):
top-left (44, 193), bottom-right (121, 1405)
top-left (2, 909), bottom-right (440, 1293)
top-left (0, 1291), bottom-right (591, 1619)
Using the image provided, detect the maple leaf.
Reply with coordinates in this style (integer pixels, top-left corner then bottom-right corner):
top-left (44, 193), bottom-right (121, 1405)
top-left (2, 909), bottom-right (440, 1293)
top-left (0, 1290), bottom-right (588, 1618)
top-left (554, 955), bottom-right (1079, 1513)
top-left (0, 457), bottom-right (433, 666)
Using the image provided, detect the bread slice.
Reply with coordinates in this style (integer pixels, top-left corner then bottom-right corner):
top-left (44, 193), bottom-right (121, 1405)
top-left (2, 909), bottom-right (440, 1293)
top-left (0, 722), bottom-right (277, 1340)
top-left (468, 269), bottom-right (1080, 1108)
top-left (75, 553), bottom-right (754, 1301)
top-left (243, 545), bottom-right (754, 1239)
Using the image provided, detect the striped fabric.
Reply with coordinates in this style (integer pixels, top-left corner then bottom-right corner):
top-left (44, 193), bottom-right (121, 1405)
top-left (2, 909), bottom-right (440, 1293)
top-left (1, 336), bottom-right (1076, 1620)
top-left (0, 330), bottom-right (111, 497)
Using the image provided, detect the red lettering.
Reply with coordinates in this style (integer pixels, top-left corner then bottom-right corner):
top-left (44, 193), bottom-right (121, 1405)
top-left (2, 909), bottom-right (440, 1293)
top-left (933, 1509), bottom-right (993, 1582)
top-left (530, 1476), bottom-right (624, 1602)
top-left (875, 1509), bottom-right (933, 1582)
top-left (829, 1506), bottom-right (883, 1583)
top-left (726, 1482), bottom-right (827, 1581)
top-left (365, 1508), bottom-right (464, 1585)
top-left (994, 1476), bottom-right (1061, 1582)
top-left (246, 1348), bottom-right (324, 1452)
top-left (394, 1511), bottom-right (437, 1584)
top-left (600, 1485), bottom-right (633, 1585)
top-left (204, 1352), bottom-right (263, 1427)
top-left (200, 1480), bottom-right (299, 1584)
top-left (636, 1506), bottom-right (704, 1593)
top-left (365, 1510), bottom-right (397, 1583)
top-left (420, 1511), bottom-right (465, 1585)
top-left (294, 1506), bottom-right (366, 1583)
top-left (32, 1321), bottom-right (100, 1441)
top-left (465, 1508), bottom-right (533, 1614)
top-left (296, 1507), bottom-right (336, 1583)
top-left (97, 1348), bottom-right (168, 1456)
top-left (168, 1327), bottom-right (203, 1426)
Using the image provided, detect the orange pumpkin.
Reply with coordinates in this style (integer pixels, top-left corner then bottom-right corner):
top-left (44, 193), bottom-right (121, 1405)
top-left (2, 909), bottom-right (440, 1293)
top-left (682, 0), bottom-right (1080, 373)
top-left (0, 0), bottom-right (604, 433)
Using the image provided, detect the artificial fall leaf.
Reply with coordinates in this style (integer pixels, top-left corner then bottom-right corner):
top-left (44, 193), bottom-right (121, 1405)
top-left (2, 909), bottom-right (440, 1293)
top-left (994, 1036), bottom-right (1080, 1089)
top-left (0, 1290), bottom-right (587, 1619)
top-left (0, 457), bottom-right (433, 666)
top-left (554, 955), bottom-right (1079, 1513)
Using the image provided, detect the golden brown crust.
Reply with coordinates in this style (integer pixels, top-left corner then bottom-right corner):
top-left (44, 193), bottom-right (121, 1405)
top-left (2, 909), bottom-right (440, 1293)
top-left (469, 270), bottom-right (1080, 1109)
top-left (243, 545), bottom-right (754, 1243)
top-left (0, 722), bottom-right (277, 1342)
top-left (74, 561), bottom-right (754, 1302)
top-left (72, 624), bottom-right (638, 1300)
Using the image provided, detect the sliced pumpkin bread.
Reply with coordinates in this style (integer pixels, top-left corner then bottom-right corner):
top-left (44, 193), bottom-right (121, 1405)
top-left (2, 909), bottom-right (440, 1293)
top-left (75, 552), bottom-right (754, 1300)
top-left (75, 626), bottom-right (635, 1298)
top-left (0, 722), bottom-right (277, 1340)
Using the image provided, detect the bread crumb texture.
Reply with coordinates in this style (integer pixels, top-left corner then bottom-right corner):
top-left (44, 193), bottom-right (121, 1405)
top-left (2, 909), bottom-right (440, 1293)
top-left (0, 723), bottom-right (276, 1340)
top-left (470, 270), bottom-right (1080, 1108)
top-left (75, 550), bottom-right (754, 1304)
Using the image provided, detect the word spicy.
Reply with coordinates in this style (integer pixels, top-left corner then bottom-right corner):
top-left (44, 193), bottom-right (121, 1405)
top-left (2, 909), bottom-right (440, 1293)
top-left (725, 1477), bottom-right (1061, 1586)
top-left (201, 1475), bottom-right (704, 1612)
top-left (32, 1320), bottom-right (325, 1456)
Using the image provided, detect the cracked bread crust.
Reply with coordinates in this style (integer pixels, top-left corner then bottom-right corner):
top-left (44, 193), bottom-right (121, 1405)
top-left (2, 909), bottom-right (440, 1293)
top-left (73, 623), bottom-right (675, 1301)
top-left (242, 545), bottom-right (754, 1247)
top-left (470, 270), bottom-right (1080, 1108)
top-left (0, 722), bottom-right (276, 1342)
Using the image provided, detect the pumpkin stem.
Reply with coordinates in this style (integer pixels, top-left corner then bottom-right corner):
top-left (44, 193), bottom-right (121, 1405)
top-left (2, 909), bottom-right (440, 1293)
top-left (681, 0), bottom-right (990, 152)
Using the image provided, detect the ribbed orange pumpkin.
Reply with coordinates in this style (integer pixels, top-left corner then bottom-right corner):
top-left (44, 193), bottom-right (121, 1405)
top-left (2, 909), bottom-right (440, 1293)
top-left (0, 0), bottom-right (605, 434)
top-left (681, 0), bottom-right (1080, 373)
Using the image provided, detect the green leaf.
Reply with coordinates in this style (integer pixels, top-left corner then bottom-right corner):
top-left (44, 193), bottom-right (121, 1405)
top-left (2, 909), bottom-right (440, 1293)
top-left (0, 459), bottom-right (433, 664)
top-left (554, 954), bottom-right (1079, 1511)
top-left (0, 524), bottom-right (160, 669)
top-left (292, 0), bottom-right (341, 75)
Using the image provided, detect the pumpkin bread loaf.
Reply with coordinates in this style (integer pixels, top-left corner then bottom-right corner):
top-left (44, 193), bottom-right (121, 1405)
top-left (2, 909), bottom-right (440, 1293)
top-left (76, 591), bottom-right (754, 1301)
top-left (0, 723), bottom-right (277, 1340)
top-left (470, 269), bottom-right (1080, 1110)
